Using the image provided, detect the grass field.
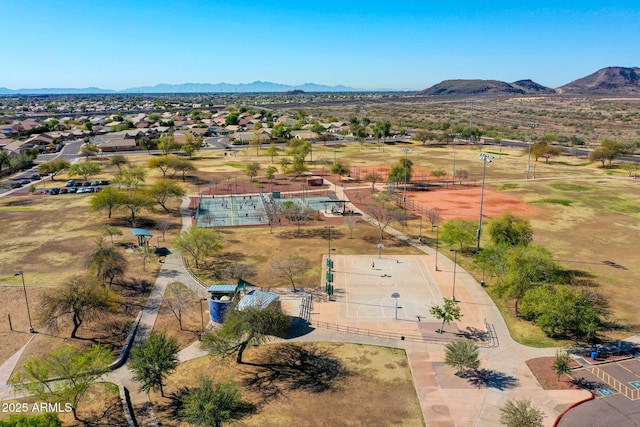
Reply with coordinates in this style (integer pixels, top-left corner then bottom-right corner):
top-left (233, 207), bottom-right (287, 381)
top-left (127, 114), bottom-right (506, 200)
top-left (152, 342), bottom-right (424, 427)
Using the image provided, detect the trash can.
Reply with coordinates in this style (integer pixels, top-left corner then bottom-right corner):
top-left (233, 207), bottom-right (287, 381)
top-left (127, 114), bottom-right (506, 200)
top-left (591, 351), bottom-right (597, 360)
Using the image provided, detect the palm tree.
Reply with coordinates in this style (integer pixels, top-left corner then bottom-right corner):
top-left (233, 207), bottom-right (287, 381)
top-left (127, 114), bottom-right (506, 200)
top-left (444, 339), bottom-right (480, 376)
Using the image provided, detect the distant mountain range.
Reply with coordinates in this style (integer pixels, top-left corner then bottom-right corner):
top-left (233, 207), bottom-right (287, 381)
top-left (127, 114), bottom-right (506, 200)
top-left (0, 67), bottom-right (638, 96)
top-left (418, 67), bottom-right (640, 97)
top-left (0, 81), bottom-right (362, 95)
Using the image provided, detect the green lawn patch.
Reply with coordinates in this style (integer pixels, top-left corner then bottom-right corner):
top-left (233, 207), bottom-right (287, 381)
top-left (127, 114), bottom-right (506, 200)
top-left (548, 183), bottom-right (590, 192)
top-left (497, 183), bottom-right (519, 191)
top-left (530, 198), bottom-right (573, 206)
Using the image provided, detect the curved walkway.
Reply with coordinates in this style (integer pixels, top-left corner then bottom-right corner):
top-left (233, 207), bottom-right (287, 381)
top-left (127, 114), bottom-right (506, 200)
top-left (1, 186), bottom-right (591, 426)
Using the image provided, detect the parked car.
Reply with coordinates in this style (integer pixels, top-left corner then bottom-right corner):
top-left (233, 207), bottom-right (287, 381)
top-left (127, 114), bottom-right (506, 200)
top-left (82, 182), bottom-right (92, 187)
top-left (76, 187), bottom-right (86, 194)
top-left (94, 187), bottom-right (102, 192)
top-left (85, 187), bottom-right (95, 193)
top-left (59, 188), bottom-right (68, 194)
top-left (30, 174), bottom-right (41, 180)
top-left (65, 180), bottom-right (76, 187)
top-left (19, 179), bottom-right (30, 186)
top-left (90, 181), bottom-right (100, 186)
top-left (48, 188), bottom-right (60, 195)
top-left (98, 180), bottom-right (109, 185)
top-left (68, 187), bottom-right (78, 193)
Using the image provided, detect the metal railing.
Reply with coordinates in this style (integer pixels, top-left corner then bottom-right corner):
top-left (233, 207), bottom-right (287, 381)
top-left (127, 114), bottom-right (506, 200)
top-left (308, 319), bottom-right (492, 346)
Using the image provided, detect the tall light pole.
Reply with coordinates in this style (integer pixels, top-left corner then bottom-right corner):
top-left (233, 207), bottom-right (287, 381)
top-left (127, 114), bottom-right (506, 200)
top-left (524, 122), bottom-right (539, 179)
top-left (434, 225), bottom-right (440, 271)
top-left (402, 148), bottom-right (411, 210)
top-left (477, 153), bottom-right (494, 251)
top-left (448, 133), bottom-right (460, 183)
top-left (325, 225), bottom-right (335, 263)
top-left (14, 271), bottom-right (34, 333)
top-left (450, 249), bottom-right (458, 302)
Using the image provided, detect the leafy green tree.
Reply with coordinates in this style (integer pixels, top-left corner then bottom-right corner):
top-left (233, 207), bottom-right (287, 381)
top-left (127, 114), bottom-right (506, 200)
top-left (245, 162), bottom-right (260, 182)
top-left (264, 143), bottom-right (280, 163)
top-left (130, 332), bottom-right (180, 397)
top-left (440, 219), bottom-right (477, 252)
top-left (0, 150), bottom-right (11, 173)
top-left (119, 189), bottom-right (154, 226)
top-left (148, 155), bottom-right (174, 177)
top-left (444, 339), bottom-right (480, 376)
top-left (112, 165), bottom-right (147, 189)
top-left (289, 158), bottom-right (309, 178)
top-left (168, 156), bottom-right (195, 181)
top-left (553, 351), bottom-right (571, 380)
top-left (520, 285), bottom-right (603, 342)
top-left (288, 139), bottom-right (311, 161)
top-left (0, 413), bottom-right (62, 426)
top-left (179, 377), bottom-right (255, 427)
top-left (499, 399), bottom-right (544, 427)
top-left (202, 307), bottom-right (290, 363)
top-left (158, 134), bottom-right (178, 155)
top-left (11, 345), bottom-right (111, 421)
top-left (88, 238), bottom-right (127, 287)
top-left (174, 227), bottom-right (222, 268)
top-left (38, 275), bottom-right (120, 338)
top-left (109, 154), bottom-right (129, 170)
top-left (149, 179), bottom-right (186, 212)
top-left (589, 138), bottom-right (626, 167)
top-left (225, 113), bottom-right (239, 126)
top-left (388, 157), bottom-right (413, 184)
top-left (78, 143), bottom-right (99, 160)
top-left (89, 186), bottom-right (125, 218)
top-left (330, 161), bottom-right (350, 181)
top-left (430, 298), bottom-right (462, 334)
top-left (38, 159), bottom-right (70, 181)
top-left (68, 161), bottom-right (101, 182)
top-left (414, 130), bottom-right (439, 145)
top-left (487, 212), bottom-right (533, 247)
top-left (101, 224), bottom-right (123, 244)
top-left (271, 123), bottom-right (291, 140)
top-left (269, 256), bottom-right (311, 292)
top-left (495, 245), bottom-right (559, 316)
top-left (265, 165), bottom-right (278, 180)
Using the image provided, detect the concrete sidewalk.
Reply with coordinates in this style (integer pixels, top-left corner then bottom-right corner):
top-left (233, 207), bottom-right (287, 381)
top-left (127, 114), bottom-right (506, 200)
top-left (328, 180), bottom-right (591, 426)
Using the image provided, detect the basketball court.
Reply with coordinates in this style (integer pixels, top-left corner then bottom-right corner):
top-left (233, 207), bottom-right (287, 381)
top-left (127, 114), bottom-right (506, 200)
top-left (319, 254), bottom-right (462, 342)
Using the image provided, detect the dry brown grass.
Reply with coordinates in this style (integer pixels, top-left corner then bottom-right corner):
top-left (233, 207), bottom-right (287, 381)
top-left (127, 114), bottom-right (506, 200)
top-left (151, 342), bottom-right (424, 427)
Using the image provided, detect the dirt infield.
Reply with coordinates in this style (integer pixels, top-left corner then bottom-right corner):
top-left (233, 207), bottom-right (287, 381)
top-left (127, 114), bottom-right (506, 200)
top-left (405, 186), bottom-right (533, 221)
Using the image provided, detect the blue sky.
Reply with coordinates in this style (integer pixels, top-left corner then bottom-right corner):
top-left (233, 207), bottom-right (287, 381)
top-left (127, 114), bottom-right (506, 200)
top-left (1, 1), bottom-right (638, 90)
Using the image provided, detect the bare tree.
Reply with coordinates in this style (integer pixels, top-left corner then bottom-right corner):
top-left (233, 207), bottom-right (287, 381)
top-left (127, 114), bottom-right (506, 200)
top-left (269, 256), bottom-right (311, 292)
top-left (364, 171), bottom-right (381, 192)
top-left (345, 216), bottom-right (359, 239)
top-left (281, 201), bottom-right (314, 235)
top-left (366, 203), bottom-right (403, 240)
top-left (164, 282), bottom-right (192, 330)
top-left (156, 219), bottom-right (172, 242)
top-left (425, 208), bottom-right (442, 231)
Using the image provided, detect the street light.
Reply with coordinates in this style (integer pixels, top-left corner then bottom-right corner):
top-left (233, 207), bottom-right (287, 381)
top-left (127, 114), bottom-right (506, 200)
top-left (477, 153), bottom-right (494, 251)
top-left (450, 250), bottom-right (458, 302)
top-left (402, 148), bottom-right (411, 210)
top-left (199, 298), bottom-right (208, 340)
top-left (434, 225), bottom-right (440, 271)
top-left (14, 271), bottom-right (34, 333)
top-left (391, 292), bottom-right (400, 320)
top-left (524, 122), bottom-right (539, 179)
